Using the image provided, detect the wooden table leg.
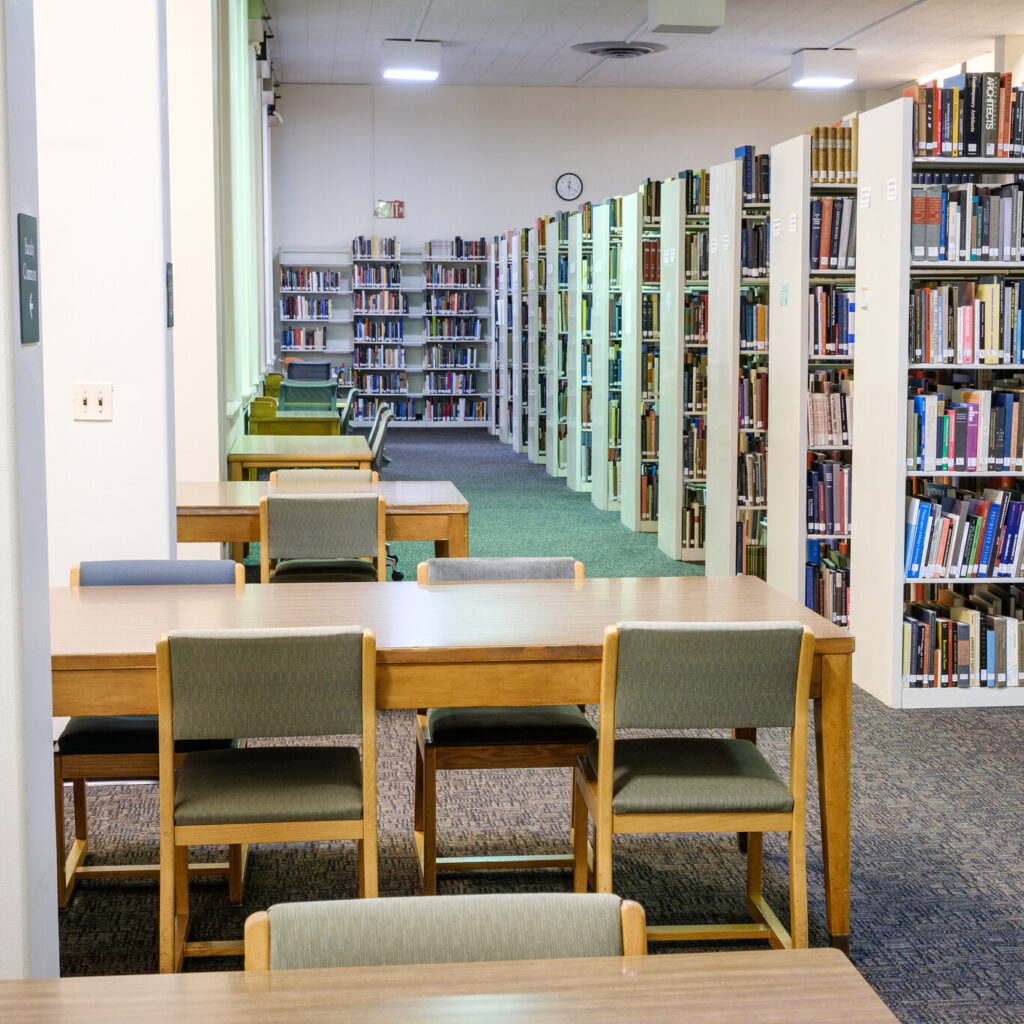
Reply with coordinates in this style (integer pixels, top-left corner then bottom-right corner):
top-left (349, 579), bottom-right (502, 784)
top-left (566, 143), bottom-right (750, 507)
top-left (229, 461), bottom-right (242, 482)
top-left (433, 539), bottom-right (450, 557)
top-left (815, 652), bottom-right (852, 954)
top-left (448, 513), bottom-right (469, 558)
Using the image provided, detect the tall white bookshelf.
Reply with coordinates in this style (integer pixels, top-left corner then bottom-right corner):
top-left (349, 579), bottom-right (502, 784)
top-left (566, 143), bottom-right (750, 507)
top-left (855, 95), bottom-right (1024, 709)
top-left (706, 159), bottom-right (770, 576)
top-left (509, 229), bottom-right (527, 453)
top-left (527, 224), bottom-right (546, 463)
top-left (659, 173), bottom-right (708, 560)
top-left (495, 233), bottom-right (511, 442)
top-left (567, 209), bottom-right (594, 492)
top-left (546, 213), bottom-right (569, 478)
top-left (488, 236), bottom-right (501, 436)
top-left (591, 198), bottom-right (622, 510)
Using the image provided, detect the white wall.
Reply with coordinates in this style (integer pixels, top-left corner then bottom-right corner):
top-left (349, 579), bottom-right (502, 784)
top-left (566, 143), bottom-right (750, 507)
top-left (36, 0), bottom-right (175, 585)
top-left (0, 0), bottom-right (59, 978)
top-left (272, 83), bottom-right (866, 246)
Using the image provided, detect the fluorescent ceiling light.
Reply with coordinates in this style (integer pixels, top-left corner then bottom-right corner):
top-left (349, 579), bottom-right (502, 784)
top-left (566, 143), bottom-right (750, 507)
top-left (790, 48), bottom-right (856, 89)
top-left (382, 39), bottom-right (440, 82)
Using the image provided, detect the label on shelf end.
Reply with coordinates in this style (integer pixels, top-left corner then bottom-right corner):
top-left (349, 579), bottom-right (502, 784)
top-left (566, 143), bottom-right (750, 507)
top-left (788, 213), bottom-right (797, 233)
top-left (886, 178), bottom-right (897, 202)
top-left (780, 283), bottom-right (788, 307)
top-left (859, 186), bottom-right (870, 209)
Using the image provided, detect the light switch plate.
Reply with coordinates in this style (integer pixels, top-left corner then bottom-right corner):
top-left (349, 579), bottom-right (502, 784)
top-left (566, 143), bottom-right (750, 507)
top-left (73, 382), bottom-right (112, 421)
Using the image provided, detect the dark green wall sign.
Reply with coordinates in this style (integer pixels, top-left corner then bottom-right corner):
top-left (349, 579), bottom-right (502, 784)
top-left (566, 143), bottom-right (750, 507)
top-left (18, 213), bottom-right (38, 344)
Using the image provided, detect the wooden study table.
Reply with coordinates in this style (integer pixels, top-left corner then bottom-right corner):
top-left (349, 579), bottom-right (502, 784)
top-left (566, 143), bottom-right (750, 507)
top-left (49, 574), bottom-right (854, 950)
top-left (0, 949), bottom-right (894, 1022)
top-left (227, 435), bottom-right (372, 480)
top-left (176, 480), bottom-right (470, 560)
top-left (247, 409), bottom-right (341, 435)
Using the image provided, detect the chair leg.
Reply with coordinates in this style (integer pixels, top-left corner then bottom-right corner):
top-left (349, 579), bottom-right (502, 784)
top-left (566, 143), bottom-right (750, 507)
top-left (572, 770), bottom-right (589, 893)
top-left (228, 843), bottom-right (249, 904)
top-left (419, 745), bottom-right (438, 895)
top-left (594, 794), bottom-right (613, 895)
top-left (359, 822), bottom-right (379, 899)
top-left (789, 825), bottom-right (808, 948)
top-left (54, 760), bottom-right (70, 908)
top-left (159, 839), bottom-right (179, 973)
top-left (745, 831), bottom-right (763, 910)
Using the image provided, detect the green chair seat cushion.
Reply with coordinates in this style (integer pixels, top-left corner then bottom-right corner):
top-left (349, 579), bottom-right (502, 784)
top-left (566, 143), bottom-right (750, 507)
top-left (56, 716), bottom-right (232, 757)
top-left (425, 705), bottom-right (596, 746)
top-left (586, 737), bottom-right (793, 815)
top-left (270, 559), bottom-right (378, 583)
top-left (174, 746), bottom-right (363, 825)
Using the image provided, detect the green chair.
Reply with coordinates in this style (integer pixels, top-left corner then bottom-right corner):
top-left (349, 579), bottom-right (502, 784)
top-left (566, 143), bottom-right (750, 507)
top-left (573, 621), bottom-right (814, 949)
top-left (264, 372), bottom-right (284, 399)
top-left (278, 379), bottom-right (337, 413)
top-left (338, 387), bottom-right (358, 434)
top-left (414, 557), bottom-right (595, 894)
top-left (368, 405), bottom-right (396, 474)
top-left (158, 626), bottom-right (378, 972)
top-left (259, 492), bottom-right (386, 583)
top-left (244, 892), bottom-right (647, 970)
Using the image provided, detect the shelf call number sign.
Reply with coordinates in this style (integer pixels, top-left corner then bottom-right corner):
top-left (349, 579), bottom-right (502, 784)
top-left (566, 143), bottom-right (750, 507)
top-left (18, 213), bottom-right (39, 344)
top-left (374, 200), bottom-right (405, 219)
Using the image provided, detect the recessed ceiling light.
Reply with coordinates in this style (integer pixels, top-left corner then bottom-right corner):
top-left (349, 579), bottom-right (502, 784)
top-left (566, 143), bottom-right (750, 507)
top-left (382, 40), bottom-right (441, 82)
top-left (790, 48), bottom-right (856, 89)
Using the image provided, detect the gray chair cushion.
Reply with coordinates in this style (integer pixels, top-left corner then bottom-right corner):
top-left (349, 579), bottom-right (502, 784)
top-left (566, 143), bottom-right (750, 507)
top-left (270, 558), bottom-right (378, 583)
top-left (586, 737), bottom-right (793, 815)
top-left (426, 705), bottom-right (596, 746)
top-left (422, 556), bottom-right (577, 582)
top-left (56, 716), bottom-right (231, 757)
top-left (267, 893), bottom-right (625, 969)
top-left (174, 746), bottom-right (363, 826)
top-left (78, 559), bottom-right (236, 586)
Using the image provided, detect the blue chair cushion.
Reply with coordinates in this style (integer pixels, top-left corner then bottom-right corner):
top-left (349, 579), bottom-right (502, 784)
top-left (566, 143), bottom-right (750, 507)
top-left (56, 716), bottom-right (232, 757)
top-left (270, 559), bottom-right (379, 583)
top-left (425, 706), bottom-right (596, 747)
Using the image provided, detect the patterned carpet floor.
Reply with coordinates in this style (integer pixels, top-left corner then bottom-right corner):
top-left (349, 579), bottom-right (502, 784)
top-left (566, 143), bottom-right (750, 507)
top-left (57, 430), bottom-right (1024, 1024)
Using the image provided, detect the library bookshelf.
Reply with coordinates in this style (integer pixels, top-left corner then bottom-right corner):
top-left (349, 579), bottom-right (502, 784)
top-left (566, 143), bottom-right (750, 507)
top-left (706, 158), bottom-right (770, 578)
top-left (659, 172), bottom-right (709, 561)
top-left (855, 95), bottom-right (1024, 708)
top-left (496, 232), bottom-right (512, 444)
top-left (767, 133), bottom-right (855, 629)
top-left (510, 229), bottom-right (528, 454)
top-left (591, 198), bottom-right (623, 511)
top-left (546, 213), bottom-right (569, 478)
top-left (567, 208), bottom-right (594, 492)
top-left (527, 223), bottom-right (547, 464)
top-left (620, 184), bottom-right (660, 532)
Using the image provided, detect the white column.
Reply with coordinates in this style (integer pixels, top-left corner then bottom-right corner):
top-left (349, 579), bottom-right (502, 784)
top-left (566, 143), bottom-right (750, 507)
top-left (36, 0), bottom-right (175, 584)
top-left (0, 0), bottom-right (59, 978)
top-left (995, 36), bottom-right (1024, 82)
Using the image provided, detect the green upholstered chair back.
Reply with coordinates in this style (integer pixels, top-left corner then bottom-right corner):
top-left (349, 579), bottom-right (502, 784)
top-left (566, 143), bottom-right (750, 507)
top-left (165, 627), bottom-right (366, 741)
top-left (272, 468), bottom-right (375, 486)
top-left (422, 556), bottom-right (577, 582)
top-left (614, 621), bottom-right (806, 730)
top-left (278, 379), bottom-right (337, 413)
top-left (264, 372), bottom-right (283, 399)
top-left (264, 493), bottom-right (380, 561)
top-left (267, 893), bottom-right (626, 970)
top-left (338, 389), bottom-right (357, 434)
top-left (249, 397), bottom-right (278, 421)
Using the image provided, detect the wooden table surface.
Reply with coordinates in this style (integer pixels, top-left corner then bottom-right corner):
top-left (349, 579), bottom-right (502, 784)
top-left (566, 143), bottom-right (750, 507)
top-left (227, 435), bottom-right (372, 478)
top-left (48, 574), bottom-right (853, 947)
top-left (0, 949), bottom-right (896, 1023)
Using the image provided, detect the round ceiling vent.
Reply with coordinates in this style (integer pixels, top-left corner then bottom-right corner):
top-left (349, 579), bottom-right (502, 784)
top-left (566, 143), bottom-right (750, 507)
top-left (571, 40), bottom-right (667, 59)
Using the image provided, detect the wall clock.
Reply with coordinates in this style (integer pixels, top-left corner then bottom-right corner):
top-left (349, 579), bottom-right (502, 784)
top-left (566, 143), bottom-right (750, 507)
top-left (555, 172), bottom-right (583, 202)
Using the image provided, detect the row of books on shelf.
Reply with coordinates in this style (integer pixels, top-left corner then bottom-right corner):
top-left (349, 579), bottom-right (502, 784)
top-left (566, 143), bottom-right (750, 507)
top-left (352, 266), bottom-right (400, 287)
top-left (909, 278), bottom-right (1024, 363)
top-left (741, 220), bottom-right (769, 279)
top-left (605, 458), bottom-right (622, 506)
top-left (686, 232), bottom-right (709, 281)
top-left (279, 267), bottom-right (342, 292)
top-left (807, 458), bottom-right (851, 536)
top-left (807, 370), bottom-right (852, 446)
top-left (354, 397), bottom-right (414, 420)
top-left (424, 397), bottom-right (489, 421)
top-left (425, 237), bottom-right (487, 260)
top-left (353, 235), bottom-right (400, 259)
top-left (640, 463), bottom-right (659, 522)
top-left (641, 239), bottom-right (661, 284)
top-left (810, 119), bottom-right (858, 185)
top-left (808, 285), bottom-right (855, 356)
top-left (640, 406), bottom-right (658, 457)
top-left (683, 420), bottom-right (706, 480)
top-left (579, 434), bottom-right (593, 482)
top-left (354, 319), bottom-right (404, 342)
top-left (737, 446), bottom-right (766, 507)
top-left (907, 382), bottom-right (1024, 471)
top-left (739, 294), bottom-right (768, 351)
top-left (641, 179), bottom-right (661, 223)
top-left (280, 296), bottom-right (332, 321)
top-left (641, 293), bottom-right (661, 338)
top-left (425, 266), bottom-right (486, 287)
top-left (607, 397), bottom-right (621, 447)
top-left (739, 367), bottom-right (768, 430)
top-left (806, 540), bottom-right (849, 626)
top-left (357, 372), bottom-right (407, 394)
top-left (683, 354), bottom-right (707, 413)
top-left (354, 292), bottom-right (409, 314)
top-left (809, 196), bottom-right (857, 272)
top-left (681, 490), bottom-right (704, 547)
top-left (354, 345), bottom-right (405, 368)
top-left (281, 327), bottom-right (326, 350)
top-left (912, 182), bottom-right (1024, 263)
top-left (424, 372), bottom-right (478, 394)
top-left (641, 347), bottom-right (660, 399)
top-left (424, 345), bottom-right (479, 368)
top-left (681, 169), bottom-right (710, 216)
top-left (905, 485), bottom-right (1024, 580)
top-left (736, 509), bottom-right (767, 577)
top-left (685, 293), bottom-right (708, 344)
top-left (905, 73), bottom-right (1021, 159)
top-left (734, 146), bottom-right (770, 205)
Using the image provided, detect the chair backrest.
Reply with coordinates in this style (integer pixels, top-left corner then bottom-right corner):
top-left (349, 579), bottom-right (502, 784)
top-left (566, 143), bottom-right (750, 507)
top-left (418, 556), bottom-right (583, 583)
top-left (259, 493), bottom-right (386, 582)
top-left (264, 372), bottom-right (284, 398)
top-left (367, 403), bottom-right (392, 448)
top-left (249, 396), bottom-right (278, 420)
top-left (278, 379), bottom-right (337, 412)
top-left (74, 559), bottom-right (241, 587)
top-left (608, 621), bottom-right (810, 731)
top-left (269, 468), bottom-right (378, 487)
top-left (369, 407), bottom-right (395, 471)
top-left (158, 626), bottom-right (373, 741)
top-left (338, 388), bottom-right (357, 434)
top-left (286, 359), bottom-right (332, 381)
top-left (244, 893), bottom-right (646, 971)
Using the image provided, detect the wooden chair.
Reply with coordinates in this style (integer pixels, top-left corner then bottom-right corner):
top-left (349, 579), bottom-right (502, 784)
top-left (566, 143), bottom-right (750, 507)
top-left (244, 892), bottom-right (646, 970)
top-left (158, 626), bottom-right (378, 972)
top-left (414, 557), bottom-right (595, 894)
top-left (269, 468), bottom-right (379, 486)
top-left (573, 621), bottom-right (815, 949)
top-left (55, 559), bottom-right (245, 907)
top-left (259, 492), bottom-right (386, 583)
top-left (263, 372), bottom-right (283, 399)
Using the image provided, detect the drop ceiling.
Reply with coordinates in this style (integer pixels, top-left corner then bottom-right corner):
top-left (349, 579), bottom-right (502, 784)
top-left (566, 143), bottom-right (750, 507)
top-left (262, 0), bottom-right (1024, 90)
